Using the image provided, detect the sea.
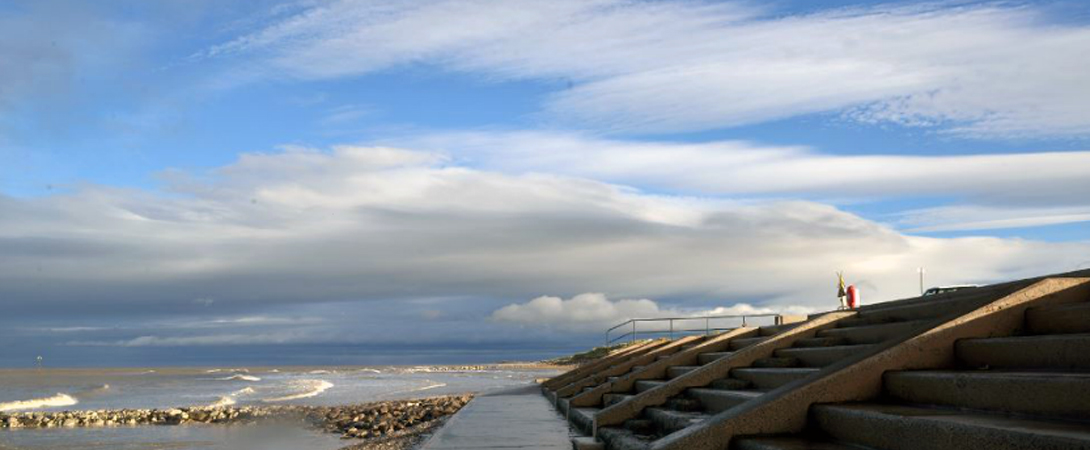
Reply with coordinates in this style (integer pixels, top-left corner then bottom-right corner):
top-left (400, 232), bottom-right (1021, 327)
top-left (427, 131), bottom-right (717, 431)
top-left (0, 365), bottom-right (562, 450)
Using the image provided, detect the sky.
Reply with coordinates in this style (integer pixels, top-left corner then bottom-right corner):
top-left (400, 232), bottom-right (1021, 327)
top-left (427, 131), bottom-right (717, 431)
top-left (2, 0), bottom-right (1090, 367)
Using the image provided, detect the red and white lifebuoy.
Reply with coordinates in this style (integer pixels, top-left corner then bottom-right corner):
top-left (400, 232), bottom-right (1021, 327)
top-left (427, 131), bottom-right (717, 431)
top-left (846, 285), bottom-right (861, 309)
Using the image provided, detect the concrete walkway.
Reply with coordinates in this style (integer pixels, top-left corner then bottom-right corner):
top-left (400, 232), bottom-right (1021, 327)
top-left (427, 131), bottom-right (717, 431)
top-left (420, 384), bottom-right (573, 449)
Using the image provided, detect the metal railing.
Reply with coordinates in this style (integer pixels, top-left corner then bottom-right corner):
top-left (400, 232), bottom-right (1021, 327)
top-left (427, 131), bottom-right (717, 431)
top-left (605, 313), bottom-right (780, 346)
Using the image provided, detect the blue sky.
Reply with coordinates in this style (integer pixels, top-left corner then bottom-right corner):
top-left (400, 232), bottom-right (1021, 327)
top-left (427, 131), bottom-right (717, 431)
top-left (2, 0), bottom-right (1090, 366)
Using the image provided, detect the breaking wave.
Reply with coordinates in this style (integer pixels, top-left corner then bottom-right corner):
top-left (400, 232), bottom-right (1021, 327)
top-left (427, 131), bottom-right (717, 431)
top-left (217, 374), bottom-right (261, 382)
top-left (0, 393), bottom-right (79, 412)
top-left (205, 386), bottom-right (256, 408)
top-left (261, 380), bottom-right (333, 402)
top-left (208, 396), bottom-right (236, 408)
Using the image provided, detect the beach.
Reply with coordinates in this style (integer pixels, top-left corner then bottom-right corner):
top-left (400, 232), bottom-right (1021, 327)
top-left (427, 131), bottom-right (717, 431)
top-left (0, 364), bottom-right (566, 450)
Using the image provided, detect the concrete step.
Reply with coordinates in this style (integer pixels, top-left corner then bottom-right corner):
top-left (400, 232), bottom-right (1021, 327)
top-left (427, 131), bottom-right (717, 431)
top-left (956, 334), bottom-right (1090, 370)
top-left (698, 351), bottom-right (734, 365)
top-left (774, 344), bottom-right (874, 367)
top-left (635, 379), bottom-right (667, 393)
top-left (664, 396), bottom-right (703, 412)
top-left (752, 356), bottom-right (800, 368)
top-left (817, 320), bottom-right (930, 345)
top-left (813, 402), bottom-right (1090, 450)
top-left (656, 354), bottom-right (673, 361)
top-left (709, 377), bottom-right (752, 390)
top-left (734, 435), bottom-right (873, 450)
top-left (731, 336), bottom-right (768, 350)
top-left (598, 426), bottom-right (652, 450)
top-left (667, 365), bottom-right (700, 379)
top-left (624, 418), bottom-right (656, 435)
top-left (837, 293), bottom-right (991, 328)
top-left (792, 336), bottom-right (848, 348)
top-left (686, 388), bottom-right (761, 413)
top-left (1027, 302), bottom-right (1090, 335)
top-left (557, 397), bottom-right (570, 415)
top-left (569, 407), bottom-right (599, 434)
top-left (731, 367), bottom-right (819, 390)
top-left (607, 376), bottom-right (620, 383)
top-left (571, 436), bottom-right (606, 450)
top-left (644, 407), bottom-right (709, 435)
top-left (759, 322), bottom-right (802, 336)
top-left (883, 370), bottom-right (1090, 417)
top-left (603, 393), bottom-right (634, 408)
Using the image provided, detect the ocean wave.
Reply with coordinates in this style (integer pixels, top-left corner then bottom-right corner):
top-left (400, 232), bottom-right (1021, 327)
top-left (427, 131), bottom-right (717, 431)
top-left (207, 396), bottom-right (237, 408)
top-left (307, 370), bottom-right (331, 374)
top-left (411, 382), bottom-right (446, 392)
top-left (75, 384), bottom-right (111, 398)
top-left (217, 374), bottom-right (261, 382)
top-left (261, 380), bottom-right (333, 402)
top-left (0, 393), bottom-right (79, 412)
top-left (357, 368), bottom-right (382, 374)
top-left (234, 387), bottom-right (255, 396)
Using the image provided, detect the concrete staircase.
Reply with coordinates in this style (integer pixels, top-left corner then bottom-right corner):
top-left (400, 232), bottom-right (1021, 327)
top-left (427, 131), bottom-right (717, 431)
top-left (734, 291), bottom-right (1090, 450)
top-left (589, 290), bottom-right (994, 450)
top-left (545, 270), bottom-right (1090, 450)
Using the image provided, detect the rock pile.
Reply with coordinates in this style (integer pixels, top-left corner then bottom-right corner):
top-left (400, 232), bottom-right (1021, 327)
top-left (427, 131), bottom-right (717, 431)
top-left (307, 395), bottom-right (472, 439)
top-left (0, 394), bottom-right (473, 442)
top-left (0, 405), bottom-right (285, 428)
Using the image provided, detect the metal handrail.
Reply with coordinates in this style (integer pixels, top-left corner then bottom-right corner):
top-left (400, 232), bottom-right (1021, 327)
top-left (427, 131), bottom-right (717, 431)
top-left (605, 313), bottom-right (780, 346)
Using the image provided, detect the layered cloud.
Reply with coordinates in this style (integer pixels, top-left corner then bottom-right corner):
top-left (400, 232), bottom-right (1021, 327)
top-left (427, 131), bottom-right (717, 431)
top-left (490, 293), bottom-right (814, 332)
top-left (398, 131), bottom-right (1090, 204)
top-left (202, 0), bottom-right (1090, 138)
top-left (4, 141), bottom-right (1090, 346)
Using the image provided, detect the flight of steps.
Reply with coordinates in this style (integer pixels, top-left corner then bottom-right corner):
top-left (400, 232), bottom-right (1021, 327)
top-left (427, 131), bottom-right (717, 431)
top-left (734, 295), bottom-right (1090, 449)
top-left (585, 293), bottom-right (994, 450)
top-left (564, 324), bottom-right (788, 437)
top-left (555, 337), bottom-right (709, 416)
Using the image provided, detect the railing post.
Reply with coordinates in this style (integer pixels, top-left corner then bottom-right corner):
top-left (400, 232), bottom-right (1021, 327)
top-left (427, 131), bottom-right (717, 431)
top-left (631, 321), bottom-right (636, 344)
top-left (705, 317), bottom-right (710, 335)
top-left (742, 315), bottom-right (747, 327)
top-left (669, 319), bottom-right (674, 339)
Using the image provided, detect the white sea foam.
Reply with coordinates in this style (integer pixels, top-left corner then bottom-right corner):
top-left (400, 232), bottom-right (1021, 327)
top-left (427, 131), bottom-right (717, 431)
top-left (207, 396), bottom-right (237, 408)
top-left (261, 380), bottom-right (333, 402)
top-left (0, 393), bottom-right (79, 412)
top-left (411, 382), bottom-right (446, 393)
top-left (205, 385), bottom-right (258, 408)
top-left (357, 368), bottom-right (381, 374)
top-left (217, 374), bottom-right (261, 382)
top-left (307, 370), bottom-right (331, 374)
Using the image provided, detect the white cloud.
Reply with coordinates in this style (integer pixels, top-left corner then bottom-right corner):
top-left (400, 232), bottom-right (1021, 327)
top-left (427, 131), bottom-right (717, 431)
top-left (394, 131), bottom-right (1090, 210)
top-left (899, 205), bottom-right (1090, 232)
top-left (490, 293), bottom-right (816, 332)
top-left (4, 142), bottom-right (1090, 346)
top-left (203, 1), bottom-right (1090, 138)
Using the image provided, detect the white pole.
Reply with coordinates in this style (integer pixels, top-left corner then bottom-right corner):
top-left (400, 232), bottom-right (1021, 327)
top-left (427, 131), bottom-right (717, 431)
top-left (917, 267), bottom-right (926, 295)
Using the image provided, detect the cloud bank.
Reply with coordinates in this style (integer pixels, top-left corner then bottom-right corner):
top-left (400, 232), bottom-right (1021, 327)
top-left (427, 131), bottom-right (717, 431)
top-left (490, 293), bottom-right (814, 332)
top-left (4, 141), bottom-right (1090, 347)
top-left (204, 0), bottom-right (1090, 138)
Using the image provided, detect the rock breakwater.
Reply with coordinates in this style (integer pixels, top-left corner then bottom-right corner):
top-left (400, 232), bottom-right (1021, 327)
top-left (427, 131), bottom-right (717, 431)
top-left (0, 394), bottom-right (473, 442)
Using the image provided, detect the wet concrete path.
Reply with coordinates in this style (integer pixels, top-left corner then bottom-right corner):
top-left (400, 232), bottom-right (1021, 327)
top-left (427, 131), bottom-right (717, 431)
top-left (420, 384), bottom-right (573, 449)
